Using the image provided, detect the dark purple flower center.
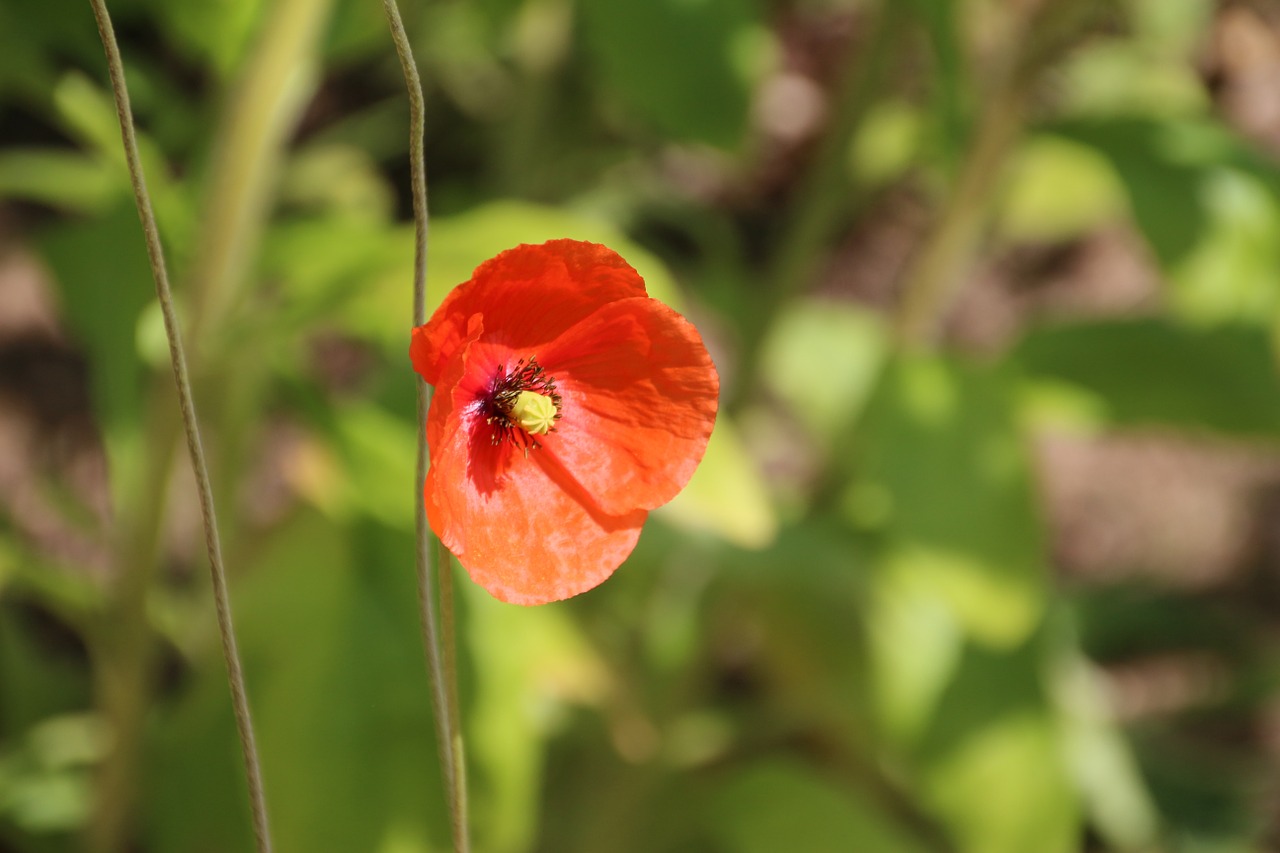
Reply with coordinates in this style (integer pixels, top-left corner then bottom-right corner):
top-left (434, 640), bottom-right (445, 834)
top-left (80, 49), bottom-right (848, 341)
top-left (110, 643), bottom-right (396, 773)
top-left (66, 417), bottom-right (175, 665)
top-left (482, 356), bottom-right (563, 451)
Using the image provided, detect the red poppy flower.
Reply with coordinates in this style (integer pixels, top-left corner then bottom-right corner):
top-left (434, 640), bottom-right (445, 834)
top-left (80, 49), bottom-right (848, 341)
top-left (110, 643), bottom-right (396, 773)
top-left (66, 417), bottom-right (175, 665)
top-left (409, 240), bottom-right (719, 604)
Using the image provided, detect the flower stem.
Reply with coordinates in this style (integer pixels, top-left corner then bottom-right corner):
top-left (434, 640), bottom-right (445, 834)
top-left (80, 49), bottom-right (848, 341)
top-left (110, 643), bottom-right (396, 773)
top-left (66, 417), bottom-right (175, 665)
top-left (87, 2), bottom-right (273, 852)
top-left (378, 1), bottom-right (471, 849)
top-left (437, 540), bottom-right (470, 852)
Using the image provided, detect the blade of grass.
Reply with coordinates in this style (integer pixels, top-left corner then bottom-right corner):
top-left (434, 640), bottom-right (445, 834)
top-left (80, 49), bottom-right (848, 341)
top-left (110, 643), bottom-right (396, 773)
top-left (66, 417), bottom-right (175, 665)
top-left (87, 2), bottom-right (273, 851)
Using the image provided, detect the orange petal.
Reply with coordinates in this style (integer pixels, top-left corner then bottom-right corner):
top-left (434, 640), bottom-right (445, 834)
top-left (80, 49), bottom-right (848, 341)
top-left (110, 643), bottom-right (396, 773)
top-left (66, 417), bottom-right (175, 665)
top-left (425, 335), bottom-right (647, 605)
top-left (538, 297), bottom-right (719, 516)
top-left (410, 240), bottom-right (647, 385)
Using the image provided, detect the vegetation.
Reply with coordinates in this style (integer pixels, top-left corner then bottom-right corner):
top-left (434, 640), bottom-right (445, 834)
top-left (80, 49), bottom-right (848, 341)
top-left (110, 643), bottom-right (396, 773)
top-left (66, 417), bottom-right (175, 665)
top-left (2, 0), bottom-right (1279, 851)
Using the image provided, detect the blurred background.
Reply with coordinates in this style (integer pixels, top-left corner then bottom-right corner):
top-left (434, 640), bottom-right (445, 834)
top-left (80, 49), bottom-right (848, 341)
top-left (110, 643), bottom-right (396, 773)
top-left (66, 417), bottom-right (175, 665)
top-left (2, 0), bottom-right (1280, 850)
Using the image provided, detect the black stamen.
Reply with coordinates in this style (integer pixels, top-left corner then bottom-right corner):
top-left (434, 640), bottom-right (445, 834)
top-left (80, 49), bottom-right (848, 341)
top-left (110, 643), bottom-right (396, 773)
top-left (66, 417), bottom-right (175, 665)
top-left (482, 356), bottom-right (563, 451)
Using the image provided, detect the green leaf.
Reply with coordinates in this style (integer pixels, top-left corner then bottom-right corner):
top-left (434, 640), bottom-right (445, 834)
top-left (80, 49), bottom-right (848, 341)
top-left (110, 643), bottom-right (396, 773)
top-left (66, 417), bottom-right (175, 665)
top-left (1056, 653), bottom-right (1159, 851)
top-left (923, 711), bottom-right (1077, 853)
top-left (1056, 116), bottom-right (1280, 326)
top-left (145, 513), bottom-right (445, 853)
top-left (0, 0), bottom-right (97, 101)
top-left (0, 149), bottom-right (120, 212)
top-left (153, 0), bottom-right (270, 81)
top-left (51, 72), bottom-right (189, 244)
top-left (656, 418), bottom-right (776, 550)
top-left (997, 134), bottom-right (1127, 242)
top-left (463, 582), bottom-right (608, 853)
top-left (906, 0), bottom-right (968, 170)
top-left (262, 215), bottom-right (408, 335)
top-left (578, 0), bottom-right (757, 148)
top-left (1016, 318), bottom-right (1280, 438)
top-left (1166, 167), bottom-right (1280, 324)
top-left (278, 143), bottom-right (395, 222)
top-left (760, 298), bottom-right (888, 444)
top-left (330, 402), bottom-right (419, 530)
top-left (711, 759), bottom-right (931, 853)
top-left (852, 355), bottom-right (1048, 649)
top-left (914, 637), bottom-right (1079, 853)
top-left (289, 201), bottom-right (691, 353)
top-left (865, 568), bottom-right (964, 745)
top-left (38, 203), bottom-right (154, 438)
top-left (1055, 117), bottom-right (1208, 268)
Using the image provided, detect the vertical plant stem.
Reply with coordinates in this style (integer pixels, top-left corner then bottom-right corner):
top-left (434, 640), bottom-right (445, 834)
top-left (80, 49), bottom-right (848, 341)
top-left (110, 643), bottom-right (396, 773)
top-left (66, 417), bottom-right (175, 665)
top-left (893, 0), bottom-right (1103, 349)
top-left (437, 540), bottom-right (469, 851)
top-left (379, 2), bottom-right (471, 850)
top-left (186, 0), bottom-right (335, 348)
top-left (893, 77), bottom-right (1028, 349)
top-left (88, 392), bottom-right (180, 853)
top-left (88, 3), bottom-right (273, 852)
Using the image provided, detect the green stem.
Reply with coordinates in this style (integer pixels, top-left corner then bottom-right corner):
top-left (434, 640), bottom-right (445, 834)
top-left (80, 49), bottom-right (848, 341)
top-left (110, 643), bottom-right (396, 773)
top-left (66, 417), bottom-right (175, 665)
top-left (87, 3), bottom-right (273, 852)
top-left (893, 79), bottom-right (1027, 349)
top-left (379, 2), bottom-right (471, 849)
top-left (186, 0), bottom-right (334, 350)
top-left (893, 0), bottom-right (1103, 349)
top-left (87, 390), bottom-right (180, 853)
top-left (437, 541), bottom-right (470, 852)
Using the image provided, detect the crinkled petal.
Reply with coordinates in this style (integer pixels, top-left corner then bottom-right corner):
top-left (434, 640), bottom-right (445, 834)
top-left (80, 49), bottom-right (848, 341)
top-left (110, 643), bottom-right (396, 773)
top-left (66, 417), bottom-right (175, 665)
top-left (425, 335), bottom-right (647, 605)
top-left (410, 240), bottom-right (647, 385)
top-left (538, 297), bottom-right (719, 516)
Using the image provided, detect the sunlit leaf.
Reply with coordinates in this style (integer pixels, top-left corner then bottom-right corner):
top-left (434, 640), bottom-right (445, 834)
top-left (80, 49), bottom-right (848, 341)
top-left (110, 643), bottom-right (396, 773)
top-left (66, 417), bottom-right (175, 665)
top-left (923, 712), bottom-right (1077, 853)
top-left (50, 72), bottom-right (192, 249)
top-left (0, 149), bottom-right (121, 212)
top-left (853, 355), bottom-right (1048, 649)
top-left (1167, 168), bottom-right (1280, 324)
top-left (997, 134), bottom-right (1127, 242)
top-left (463, 581), bottom-right (608, 853)
top-left (1056, 117), bottom-right (1209, 268)
top-left (1016, 318), bottom-right (1280, 438)
top-left (1055, 654), bottom-right (1159, 850)
top-left (657, 418), bottom-right (776, 550)
top-left (867, 568), bottom-right (963, 745)
top-left (760, 298), bottom-right (888, 444)
top-left (332, 403), bottom-right (418, 529)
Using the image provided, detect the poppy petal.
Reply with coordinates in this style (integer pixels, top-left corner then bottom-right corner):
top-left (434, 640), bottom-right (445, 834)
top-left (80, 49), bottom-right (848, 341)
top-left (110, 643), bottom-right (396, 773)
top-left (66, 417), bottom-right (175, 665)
top-left (425, 335), bottom-right (648, 605)
top-left (410, 240), bottom-right (648, 385)
top-left (538, 297), bottom-right (719, 516)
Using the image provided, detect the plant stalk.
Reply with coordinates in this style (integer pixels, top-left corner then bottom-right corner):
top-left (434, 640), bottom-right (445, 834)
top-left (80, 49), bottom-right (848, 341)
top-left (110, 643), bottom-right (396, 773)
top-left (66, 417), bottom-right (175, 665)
top-left (379, 1), bottom-right (471, 849)
top-left (88, 2), bottom-right (273, 851)
top-left (893, 0), bottom-right (1103, 348)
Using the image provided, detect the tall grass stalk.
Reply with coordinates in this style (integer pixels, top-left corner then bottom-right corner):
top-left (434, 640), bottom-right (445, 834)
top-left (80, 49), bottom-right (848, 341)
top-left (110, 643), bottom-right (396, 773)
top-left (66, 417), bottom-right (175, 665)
top-left (87, 2), bottom-right (273, 851)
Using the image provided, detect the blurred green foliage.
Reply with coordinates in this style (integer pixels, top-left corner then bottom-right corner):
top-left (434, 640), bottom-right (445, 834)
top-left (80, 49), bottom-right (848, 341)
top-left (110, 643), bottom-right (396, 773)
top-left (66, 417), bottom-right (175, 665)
top-left (3, 0), bottom-right (1280, 851)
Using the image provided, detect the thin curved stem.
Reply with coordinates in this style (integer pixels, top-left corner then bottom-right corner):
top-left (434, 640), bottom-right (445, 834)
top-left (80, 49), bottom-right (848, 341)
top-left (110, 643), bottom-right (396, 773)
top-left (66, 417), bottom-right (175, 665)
top-left (88, 3), bottom-right (273, 852)
top-left (379, 2), bottom-right (471, 850)
top-left (437, 540), bottom-right (470, 852)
